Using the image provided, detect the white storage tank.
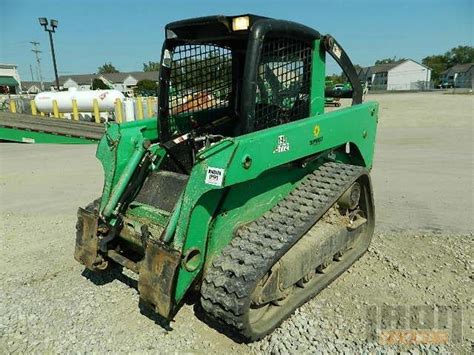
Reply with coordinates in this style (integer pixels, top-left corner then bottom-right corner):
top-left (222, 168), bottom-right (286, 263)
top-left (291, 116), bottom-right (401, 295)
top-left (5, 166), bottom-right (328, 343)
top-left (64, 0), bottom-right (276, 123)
top-left (34, 88), bottom-right (125, 113)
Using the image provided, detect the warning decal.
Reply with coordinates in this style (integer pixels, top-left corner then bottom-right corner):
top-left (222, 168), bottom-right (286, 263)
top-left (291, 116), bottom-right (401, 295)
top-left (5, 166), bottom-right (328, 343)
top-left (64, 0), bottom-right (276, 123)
top-left (205, 167), bottom-right (225, 187)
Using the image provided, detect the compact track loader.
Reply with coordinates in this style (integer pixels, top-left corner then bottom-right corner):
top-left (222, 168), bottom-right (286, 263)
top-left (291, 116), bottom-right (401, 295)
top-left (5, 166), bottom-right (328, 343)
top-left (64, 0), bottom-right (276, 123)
top-left (75, 14), bottom-right (378, 341)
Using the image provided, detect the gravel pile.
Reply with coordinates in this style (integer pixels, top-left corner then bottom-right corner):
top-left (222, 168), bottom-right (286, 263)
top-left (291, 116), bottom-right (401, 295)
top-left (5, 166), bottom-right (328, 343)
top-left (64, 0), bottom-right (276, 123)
top-left (252, 309), bottom-right (450, 354)
top-left (1, 223), bottom-right (471, 353)
top-left (249, 233), bottom-right (472, 354)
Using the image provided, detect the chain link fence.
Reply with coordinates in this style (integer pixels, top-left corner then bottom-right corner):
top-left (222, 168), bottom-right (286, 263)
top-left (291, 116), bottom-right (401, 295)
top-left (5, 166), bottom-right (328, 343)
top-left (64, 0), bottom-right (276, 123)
top-left (369, 81), bottom-right (433, 92)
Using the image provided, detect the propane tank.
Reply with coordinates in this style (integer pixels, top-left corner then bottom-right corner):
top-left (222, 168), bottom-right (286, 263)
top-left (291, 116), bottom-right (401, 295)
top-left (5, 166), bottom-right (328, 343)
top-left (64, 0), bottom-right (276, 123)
top-left (34, 88), bottom-right (125, 113)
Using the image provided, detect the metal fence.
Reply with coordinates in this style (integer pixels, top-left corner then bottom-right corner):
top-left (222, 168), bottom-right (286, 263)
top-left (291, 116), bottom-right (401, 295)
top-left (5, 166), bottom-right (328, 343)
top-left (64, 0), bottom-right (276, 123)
top-left (369, 81), bottom-right (433, 91)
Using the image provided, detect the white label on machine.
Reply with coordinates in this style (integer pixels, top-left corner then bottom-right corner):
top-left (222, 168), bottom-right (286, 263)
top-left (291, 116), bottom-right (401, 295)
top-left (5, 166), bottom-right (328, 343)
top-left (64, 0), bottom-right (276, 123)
top-left (205, 167), bottom-right (225, 187)
top-left (22, 137), bottom-right (35, 143)
top-left (273, 135), bottom-right (290, 153)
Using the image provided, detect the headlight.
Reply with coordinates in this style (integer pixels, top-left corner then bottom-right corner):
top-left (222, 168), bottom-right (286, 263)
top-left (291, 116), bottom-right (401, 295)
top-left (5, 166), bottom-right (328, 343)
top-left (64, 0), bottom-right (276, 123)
top-left (232, 16), bottom-right (250, 31)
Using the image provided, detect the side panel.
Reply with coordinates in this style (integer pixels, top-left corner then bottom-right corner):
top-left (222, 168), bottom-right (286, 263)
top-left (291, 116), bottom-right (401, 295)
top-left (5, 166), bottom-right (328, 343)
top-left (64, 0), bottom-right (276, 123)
top-left (172, 101), bottom-right (378, 304)
top-left (174, 189), bottom-right (223, 301)
top-left (171, 144), bottom-right (237, 301)
top-left (225, 101), bottom-right (378, 185)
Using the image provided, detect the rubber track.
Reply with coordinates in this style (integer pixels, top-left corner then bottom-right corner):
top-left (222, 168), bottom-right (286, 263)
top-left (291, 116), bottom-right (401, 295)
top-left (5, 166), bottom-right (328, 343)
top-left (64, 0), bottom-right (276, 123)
top-left (200, 162), bottom-right (366, 339)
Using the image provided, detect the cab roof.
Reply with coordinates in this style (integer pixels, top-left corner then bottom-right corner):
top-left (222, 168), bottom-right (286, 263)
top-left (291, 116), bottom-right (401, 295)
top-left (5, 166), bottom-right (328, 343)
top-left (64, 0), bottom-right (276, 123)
top-left (165, 14), bottom-right (320, 43)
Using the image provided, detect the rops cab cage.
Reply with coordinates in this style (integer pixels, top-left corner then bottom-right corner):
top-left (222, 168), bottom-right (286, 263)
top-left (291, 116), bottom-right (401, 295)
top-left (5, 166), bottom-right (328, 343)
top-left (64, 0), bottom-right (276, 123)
top-left (158, 15), bottom-right (362, 144)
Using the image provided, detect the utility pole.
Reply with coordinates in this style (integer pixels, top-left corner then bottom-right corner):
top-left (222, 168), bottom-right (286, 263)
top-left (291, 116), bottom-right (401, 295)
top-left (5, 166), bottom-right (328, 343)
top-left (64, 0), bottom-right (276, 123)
top-left (29, 64), bottom-right (35, 82)
top-left (30, 41), bottom-right (44, 90)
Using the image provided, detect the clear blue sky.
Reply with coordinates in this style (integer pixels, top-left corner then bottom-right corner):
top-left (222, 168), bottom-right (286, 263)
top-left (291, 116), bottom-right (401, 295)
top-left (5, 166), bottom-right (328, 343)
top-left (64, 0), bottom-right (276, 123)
top-left (1, 0), bottom-right (472, 82)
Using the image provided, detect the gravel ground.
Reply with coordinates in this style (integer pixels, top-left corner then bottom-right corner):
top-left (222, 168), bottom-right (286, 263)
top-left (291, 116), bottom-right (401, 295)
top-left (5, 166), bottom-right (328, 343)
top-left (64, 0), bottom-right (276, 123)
top-left (0, 92), bottom-right (473, 353)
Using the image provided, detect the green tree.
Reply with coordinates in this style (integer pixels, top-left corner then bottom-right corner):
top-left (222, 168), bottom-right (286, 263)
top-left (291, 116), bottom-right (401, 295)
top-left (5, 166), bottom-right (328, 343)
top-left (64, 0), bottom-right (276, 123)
top-left (91, 78), bottom-right (109, 90)
top-left (325, 74), bottom-right (344, 84)
top-left (421, 46), bottom-right (473, 85)
top-left (98, 62), bottom-right (119, 74)
top-left (375, 57), bottom-right (406, 65)
top-left (135, 79), bottom-right (157, 96)
top-left (421, 55), bottom-right (448, 85)
top-left (143, 61), bottom-right (161, 72)
top-left (444, 45), bottom-right (474, 66)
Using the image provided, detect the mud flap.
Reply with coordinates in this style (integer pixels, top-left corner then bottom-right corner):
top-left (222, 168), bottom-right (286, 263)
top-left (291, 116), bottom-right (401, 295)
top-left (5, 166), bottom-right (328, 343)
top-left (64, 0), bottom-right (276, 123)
top-left (138, 239), bottom-right (181, 319)
top-left (74, 207), bottom-right (102, 271)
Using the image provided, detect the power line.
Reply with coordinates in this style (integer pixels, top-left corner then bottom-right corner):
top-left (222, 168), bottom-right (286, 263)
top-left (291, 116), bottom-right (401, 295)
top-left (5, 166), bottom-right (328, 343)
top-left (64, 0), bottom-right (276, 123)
top-left (30, 41), bottom-right (44, 91)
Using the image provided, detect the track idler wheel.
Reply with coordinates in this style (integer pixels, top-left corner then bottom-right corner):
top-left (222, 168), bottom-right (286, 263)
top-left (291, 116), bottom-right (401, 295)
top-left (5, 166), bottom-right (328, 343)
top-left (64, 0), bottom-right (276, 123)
top-left (338, 182), bottom-right (361, 210)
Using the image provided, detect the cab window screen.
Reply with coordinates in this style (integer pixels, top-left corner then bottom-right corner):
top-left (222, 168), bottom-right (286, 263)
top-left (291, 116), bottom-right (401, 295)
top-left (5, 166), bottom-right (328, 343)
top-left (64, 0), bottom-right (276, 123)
top-left (169, 44), bottom-right (232, 117)
top-left (254, 38), bottom-right (312, 131)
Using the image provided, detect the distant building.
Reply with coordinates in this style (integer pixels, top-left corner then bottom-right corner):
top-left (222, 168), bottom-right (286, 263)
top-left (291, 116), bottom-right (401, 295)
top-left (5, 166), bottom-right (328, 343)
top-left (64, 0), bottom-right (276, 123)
top-left (60, 74), bottom-right (96, 90)
top-left (440, 63), bottom-right (474, 88)
top-left (51, 71), bottom-right (160, 95)
top-left (101, 71), bottom-right (160, 95)
top-left (21, 81), bottom-right (43, 94)
top-left (358, 59), bottom-right (431, 91)
top-left (0, 64), bottom-right (21, 94)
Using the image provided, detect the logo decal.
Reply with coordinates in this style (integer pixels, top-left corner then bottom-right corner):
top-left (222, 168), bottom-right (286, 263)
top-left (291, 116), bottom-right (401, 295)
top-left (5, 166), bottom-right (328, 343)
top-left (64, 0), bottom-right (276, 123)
top-left (310, 125), bottom-right (324, 145)
top-left (205, 167), bottom-right (225, 187)
top-left (313, 125), bottom-right (321, 137)
top-left (273, 135), bottom-right (290, 153)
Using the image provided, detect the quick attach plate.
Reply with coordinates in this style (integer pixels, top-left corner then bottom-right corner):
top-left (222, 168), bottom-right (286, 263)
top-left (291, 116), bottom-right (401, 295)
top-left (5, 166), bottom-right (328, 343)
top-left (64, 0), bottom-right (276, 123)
top-left (74, 207), bottom-right (105, 271)
top-left (138, 239), bottom-right (181, 319)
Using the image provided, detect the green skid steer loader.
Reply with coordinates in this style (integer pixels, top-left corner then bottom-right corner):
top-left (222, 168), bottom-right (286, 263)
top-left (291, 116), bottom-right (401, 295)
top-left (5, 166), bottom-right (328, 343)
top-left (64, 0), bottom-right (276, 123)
top-left (75, 14), bottom-right (378, 341)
